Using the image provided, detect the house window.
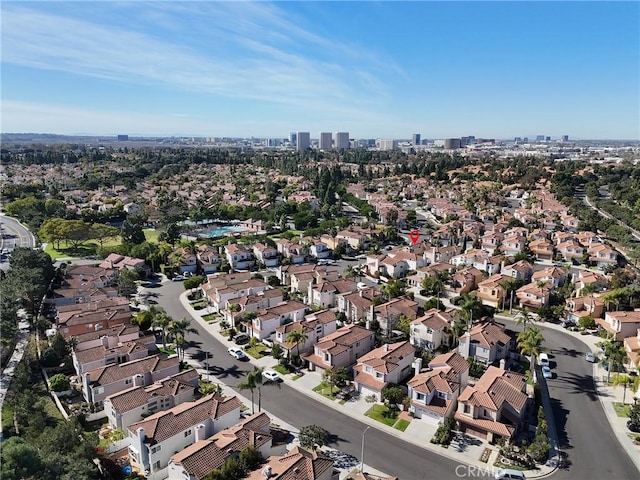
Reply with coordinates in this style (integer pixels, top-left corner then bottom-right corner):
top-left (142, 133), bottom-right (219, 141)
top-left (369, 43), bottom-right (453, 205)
top-left (151, 445), bottom-right (161, 454)
top-left (464, 404), bottom-right (471, 414)
top-left (94, 386), bottom-right (104, 395)
top-left (184, 429), bottom-right (192, 437)
top-left (416, 392), bottom-right (425, 401)
top-left (153, 461), bottom-right (161, 470)
top-left (124, 378), bottom-right (132, 386)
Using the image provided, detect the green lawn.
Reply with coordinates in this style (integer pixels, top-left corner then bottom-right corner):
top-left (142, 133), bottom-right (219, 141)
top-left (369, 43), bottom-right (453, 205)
top-left (273, 364), bottom-right (293, 376)
top-left (394, 418), bottom-right (411, 432)
top-left (158, 346), bottom-right (177, 355)
top-left (613, 402), bottom-right (632, 417)
top-left (143, 229), bottom-right (159, 243)
top-left (312, 382), bottom-right (338, 400)
top-left (365, 404), bottom-right (399, 427)
top-left (201, 313), bottom-right (218, 322)
top-left (245, 344), bottom-right (269, 359)
top-left (44, 237), bottom-right (122, 259)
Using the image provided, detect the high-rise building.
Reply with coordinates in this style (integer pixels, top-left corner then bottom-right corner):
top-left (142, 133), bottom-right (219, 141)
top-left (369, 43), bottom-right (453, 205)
top-left (335, 132), bottom-right (350, 149)
top-left (319, 132), bottom-right (332, 150)
top-left (444, 138), bottom-right (461, 149)
top-left (412, 134), bottom-right (421, 146)
top-left (536, 135), bottom-right (545, 141)
top-left (289, 132), bottom-right (297, 147)
top-left (296, 132), bottom-right (310, 151)
top-left (117, 134), bottom-right (129, 141)
top-left (378, 139), bottom-right (398, 151)
top-left (562, 135), bottom-right (569, 142)
top-left (545, 136), bottom-right (551, 142)
top-left (460, 136), bottom-right (475, 147)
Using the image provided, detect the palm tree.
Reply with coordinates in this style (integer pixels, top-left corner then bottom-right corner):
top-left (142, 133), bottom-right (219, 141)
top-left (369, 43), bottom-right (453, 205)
top-left (597, 336), bottom-right (626, 383)
top-left (517, 327), bottom-right (545, 377)
top-left (152, 311), bottom-right (173, 350)
top-left (450, 318), bottom-right (467, 347)
top-left (515, 308), bottom-right (535, 330)
top-left (238, 369), bottom-right (259, 414)
top-left (253, 366), bottom-right (281, 412)
top-left (167, 318), bottom-right (199, 361)
top-left (286, 328), bottom-right (308, 361)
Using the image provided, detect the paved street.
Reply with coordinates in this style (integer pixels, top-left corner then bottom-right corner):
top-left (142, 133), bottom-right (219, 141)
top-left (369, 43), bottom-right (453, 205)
top-left (0, 214), bottom-right (37, 271)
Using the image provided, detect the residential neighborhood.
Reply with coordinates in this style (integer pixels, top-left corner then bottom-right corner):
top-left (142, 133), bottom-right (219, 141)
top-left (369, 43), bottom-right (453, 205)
top-left (1, 140), bottom-right (640, 480)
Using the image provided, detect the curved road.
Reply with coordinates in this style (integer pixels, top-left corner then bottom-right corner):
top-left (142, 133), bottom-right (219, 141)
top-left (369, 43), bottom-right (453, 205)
top-left (0, 215), bottom-right (36, 271)
top-left (148, 281), bottom-right (638, 479)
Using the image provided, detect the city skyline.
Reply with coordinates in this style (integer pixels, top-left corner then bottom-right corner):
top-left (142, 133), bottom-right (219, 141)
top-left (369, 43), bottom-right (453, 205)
top-left (1, 1), bottom-right (639, 140)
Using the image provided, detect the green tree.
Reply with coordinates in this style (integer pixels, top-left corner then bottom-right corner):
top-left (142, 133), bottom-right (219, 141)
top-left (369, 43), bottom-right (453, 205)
top-left (515, 308), bottom-right (536, 330)
top-left (117, 268), bottom-right (139, 297)
top-left (517, 327), bottom-right (545, 377)
top-left (90, 222), bottom-right (120, 248)
top-left (578, 315), bottom-right (596, 330)
top-left (152, 311), bottom-right (173, 349)
top-left (0, 437), bottom-right (43, 480)
top-left (322, 366), bottom-right (347, 395)
top-left (298, 424), bottom-right (330, 450)
top-left (381, 385), bottom-right (405, 405)
top-left (286, 328), bottom-right (308, 360)
top-left (121, 215), bottom-right (146, 245)
top-left (167, 317), bottom-right (199, 360)
top-left (597, 337), bottom-right (626, 383)
top-left (237, 369), bottom-right (259, 414)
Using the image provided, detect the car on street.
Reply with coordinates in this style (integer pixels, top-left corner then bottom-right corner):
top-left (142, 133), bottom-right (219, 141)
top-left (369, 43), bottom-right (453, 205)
top-left (542, 366), bottom-right (553, 379)
top-left (262, 370), bottom-right (282, 382)
top-left (172, 275), bottom-right (185, 282)
top-left (538, 352), bottom-right (549, 367)
top-left (228, 347), bottom-right (248, 360)
top-left (585, 352), bottom-right (596, 363)
top-left (494, 469), bottom-right (526, 480)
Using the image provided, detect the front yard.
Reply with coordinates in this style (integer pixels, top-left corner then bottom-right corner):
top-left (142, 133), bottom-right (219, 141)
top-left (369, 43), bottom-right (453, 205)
top-left (313, 382), bottom-right (338, 400)
top-left (365, 404), bottom-right (400, 427)
top-left (613, 402), bottom-right (631, 417)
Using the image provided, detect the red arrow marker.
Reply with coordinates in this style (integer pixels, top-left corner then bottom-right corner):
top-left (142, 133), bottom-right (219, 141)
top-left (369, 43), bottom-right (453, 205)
top-left (409, 229), bottom-right (420, 244)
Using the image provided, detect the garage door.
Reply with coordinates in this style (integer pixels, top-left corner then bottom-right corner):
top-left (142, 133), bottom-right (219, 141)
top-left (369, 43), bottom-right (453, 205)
top-left (461, 425), bottom-right (487, 440)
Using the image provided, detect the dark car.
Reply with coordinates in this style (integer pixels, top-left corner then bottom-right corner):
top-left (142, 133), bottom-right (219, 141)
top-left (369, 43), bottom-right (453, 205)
top-left (627, 420), bottom-right (640, 433)
top-left (234, 334), bottom-right (250, 345)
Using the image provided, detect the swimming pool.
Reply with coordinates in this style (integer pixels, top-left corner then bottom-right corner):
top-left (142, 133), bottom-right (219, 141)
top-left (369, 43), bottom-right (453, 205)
top-left (201, 225), bottom-right (246, 238)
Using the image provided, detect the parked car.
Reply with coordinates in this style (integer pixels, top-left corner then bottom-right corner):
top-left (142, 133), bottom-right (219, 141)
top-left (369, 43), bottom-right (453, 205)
top-left (538, 353), bottom-right (549, 367)
top-left (603, 361), bottom-right (625, 373)
top-left (495, 469), bottom-right (526, 480)
top-left (228, 347), bottom-right (248, 360)
top-left (542, 366), bottom-right (553, 379)
top-left (262, 370), bottom-right (282, 382)
top-left (626, 420), bottom-right (640, 433)
top-left (585, 352), bottom-right (595, 363)
top-left (172, 275), bottom-right (185, 282)
top-left (234, 334), bottom-right (250, 345)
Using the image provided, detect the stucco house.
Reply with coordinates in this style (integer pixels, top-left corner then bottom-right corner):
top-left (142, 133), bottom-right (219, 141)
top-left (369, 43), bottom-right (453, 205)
top-left (353, 341), bottom-right (415, 401)
top-left (458, 321), bottom-right (512, 366)
top-left (304, 325), bottom-right (375, 374)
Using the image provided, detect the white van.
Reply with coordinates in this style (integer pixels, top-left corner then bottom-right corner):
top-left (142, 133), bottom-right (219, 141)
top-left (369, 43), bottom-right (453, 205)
top-left (494, 468), bottom-right (526, 480)
top-left (538, 353), bottom-right (549, 367)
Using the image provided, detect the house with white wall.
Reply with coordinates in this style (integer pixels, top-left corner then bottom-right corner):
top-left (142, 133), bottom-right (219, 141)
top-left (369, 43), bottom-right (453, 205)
top-left (353, 341), bottom-right (415, 401)
top-left (128, 393), bottom-right (242, 478)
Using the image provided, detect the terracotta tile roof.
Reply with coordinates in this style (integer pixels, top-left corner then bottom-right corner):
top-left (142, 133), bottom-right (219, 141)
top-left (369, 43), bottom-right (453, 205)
top-left (356, 341), bottom-right (414, 374)
top-left (244, 446), bottom-right (334, 480)
top-left (88, 354), bottom-right (179, 385)
top-left (310, 325), bottom-right (373, 357)
top-left (454, 412), bottom-right (515, 437)
top-left (411, 396), bottom-right (450, 415)
top-left (74, 334), bottom-right (156, 364)
top-left (459, 321), bottom-right (510, 349)
top-left (105, 369), bottom-right (198, 414)
top-left (428, 352), bottom-right (469, 378)
top-left (170, 412), bottom-right (272, 480)
top-left (412, 308), bottom-right (453, 330)
top-left (128, 393), bottom-right (241, 445)
top-left (72, 324), bottom-right (137, 344)
top-left (458, 366), bottom-right (527, 413)
top-left (408, 369), bottom-right (456, 395)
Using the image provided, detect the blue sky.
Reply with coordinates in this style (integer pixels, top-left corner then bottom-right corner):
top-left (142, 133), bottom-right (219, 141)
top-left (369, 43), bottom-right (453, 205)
top-left (2, 1), bottom-right (638, 139)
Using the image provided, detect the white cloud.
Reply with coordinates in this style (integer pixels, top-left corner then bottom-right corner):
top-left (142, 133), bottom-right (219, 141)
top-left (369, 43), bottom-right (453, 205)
top-left (1, 3), bottom-right (400, 115)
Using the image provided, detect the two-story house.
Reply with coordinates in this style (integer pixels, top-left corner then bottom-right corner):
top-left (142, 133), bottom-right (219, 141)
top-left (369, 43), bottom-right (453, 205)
top-left (196, 245), bottom-right (223, 274)
top-left (476, 274), bottom-right (511, 309)
top-left (225, 244), bottom-right (255, 271)
top-left (82, 354), bottom-right (181, 408)
top-left (531, 266), bottom-right (567, 288)
top-left (104, 369), bottom-right (199, 430)
top-left (56, 301), bottom-right (134, 338)
top-left (501, 260), bottom-right (534, 282)
top-left (309, 240), bottom-right (332, 259)
top-left (167, 412), bottom-right (286, 480)
top-left (169, 248), bottom-right (198, 275)
top-left (370, 297), bottom-right (419, 337)
top-left (337, 288), bottom-right (381, 324)
top-left (249, 301), bottom-right (308, 340)
top-left (588, 242), bottom-right (618, 269)
top-left (276, 239), bottom-right (306, 264)
top-left (410, 308), bottom-right (456, 351)
top-left (244, 446), bottom-right (335, 480)
top-left (565, 295), bottom-right (604, 326)
top-left (308, 279), bottom-right (358, 309)
top-left (73, 334), bottom-right (157, 377)
top-left (408, 352), bottom-right (469, 424)
top-left (623, 328), bottom-right (640, 373)
top-left (454, 366), bottom-right (531, 443)
top-left (353, 341), bottom-right (415, 401)
top-left (458, 321), bottom-right (512, 366)
top-left (596, 310), bottom-right (640, 341)
top-left (515, 281), bottom-right (552, 310)
top-left (252, 242), bottom-right (279, 268)
top-left (128, 393), bottom-right (242, 478)
top-left (528, 238), bottom-right (554, 261)
top-left (274, 310), bottom-right (337, 357)
top-left (304, 325), bottom-right (376, 374)
top-left (449, 267), bottom-right (484, 296)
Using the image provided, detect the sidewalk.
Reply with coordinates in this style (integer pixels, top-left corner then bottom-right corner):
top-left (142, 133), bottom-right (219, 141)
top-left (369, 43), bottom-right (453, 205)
top-left (179, 292), bottom-right (556, 478)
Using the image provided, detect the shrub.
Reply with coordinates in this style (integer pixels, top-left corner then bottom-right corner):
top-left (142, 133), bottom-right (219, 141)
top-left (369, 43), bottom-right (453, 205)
top-left (528, 440), bottom-right (551, 463)
top-left (49, 373), bottom-right (70, 392)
